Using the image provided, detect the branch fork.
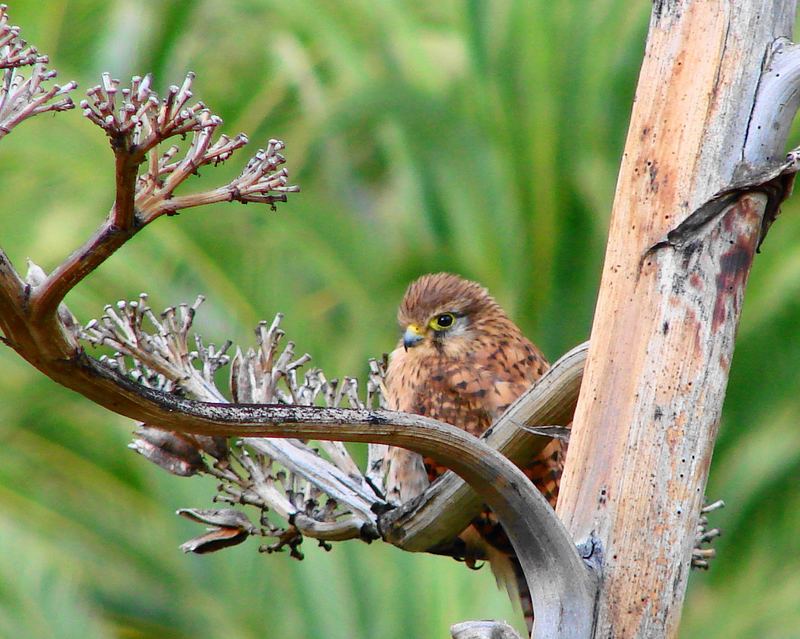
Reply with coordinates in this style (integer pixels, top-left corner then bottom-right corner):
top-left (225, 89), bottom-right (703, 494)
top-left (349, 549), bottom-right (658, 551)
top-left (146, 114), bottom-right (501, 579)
top-left (22, 70), bottom-right (297, 322)
top-left (0, 10), bottom-right (597, 637)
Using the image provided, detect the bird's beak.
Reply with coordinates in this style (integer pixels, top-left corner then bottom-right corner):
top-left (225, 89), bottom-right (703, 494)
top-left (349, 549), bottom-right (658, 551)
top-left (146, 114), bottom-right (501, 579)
top-left (403, 324), bottom-right (425, 350)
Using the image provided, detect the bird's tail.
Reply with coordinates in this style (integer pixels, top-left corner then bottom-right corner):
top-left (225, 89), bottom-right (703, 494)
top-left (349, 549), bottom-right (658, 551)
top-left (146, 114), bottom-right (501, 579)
top-left (459, 526), bottom-right (533, 634)
top-left (489, 544), bottom-right (534, 634)
top-left (511, 555), bottom-right (534, 634)
top-left (462, 438), bottom-right (567, 633)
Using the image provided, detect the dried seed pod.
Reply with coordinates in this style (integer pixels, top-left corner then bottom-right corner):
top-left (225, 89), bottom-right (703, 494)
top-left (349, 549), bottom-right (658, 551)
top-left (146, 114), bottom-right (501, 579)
top-left (129, 425), bottom-right (206, 476)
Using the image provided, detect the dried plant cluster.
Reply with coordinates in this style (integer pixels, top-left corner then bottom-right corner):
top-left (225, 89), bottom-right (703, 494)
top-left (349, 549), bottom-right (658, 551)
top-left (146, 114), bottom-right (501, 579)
top-left (0, 4), bottom-right (75, 140)
top-left (82, 72), bottom-right (298, 221)
top-left (82, 295), bottom-right (392, 557)
top-left (1, 5), bottom-right (367, 559)
top-left (0, 2), bottom-right (386, 556)
top-left (692, 499), bottom-right (724, 570)
top-left (0, 5), bottom-right (423, 565)
top-left (0, 4), bottom-right (393, 561)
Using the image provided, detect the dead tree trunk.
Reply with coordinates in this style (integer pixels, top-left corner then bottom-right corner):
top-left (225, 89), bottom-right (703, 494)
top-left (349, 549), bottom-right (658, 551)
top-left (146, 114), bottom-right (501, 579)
top-left (558, 2), bottom-right (799, 637)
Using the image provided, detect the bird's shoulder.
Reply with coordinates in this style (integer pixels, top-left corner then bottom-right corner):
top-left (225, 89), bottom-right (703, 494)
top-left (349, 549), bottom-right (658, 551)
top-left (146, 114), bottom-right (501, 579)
top-left (474, 331), bottom-right (549, 414)
top-left (385, 330), bottom-right (548, 426)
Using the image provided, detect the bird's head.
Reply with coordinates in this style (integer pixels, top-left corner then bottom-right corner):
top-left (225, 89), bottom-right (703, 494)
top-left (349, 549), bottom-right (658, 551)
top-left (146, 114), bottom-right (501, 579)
top-left (396, 272), bottom-right (507, 357)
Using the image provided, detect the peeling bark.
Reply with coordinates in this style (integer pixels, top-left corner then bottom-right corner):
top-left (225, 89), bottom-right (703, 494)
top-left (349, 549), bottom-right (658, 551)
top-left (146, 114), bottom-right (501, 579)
top-left (557, 2), bottom-right (798, 637)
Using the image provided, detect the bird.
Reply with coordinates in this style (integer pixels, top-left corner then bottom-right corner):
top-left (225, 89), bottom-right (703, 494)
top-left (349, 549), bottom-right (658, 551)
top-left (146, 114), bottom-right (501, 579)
top-left (382, 272), bottom-right (565, 633)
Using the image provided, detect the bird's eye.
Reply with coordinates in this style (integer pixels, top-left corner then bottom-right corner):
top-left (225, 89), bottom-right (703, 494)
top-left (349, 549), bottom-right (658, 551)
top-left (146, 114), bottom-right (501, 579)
top-left (430, 313), bottom-right (456, 331)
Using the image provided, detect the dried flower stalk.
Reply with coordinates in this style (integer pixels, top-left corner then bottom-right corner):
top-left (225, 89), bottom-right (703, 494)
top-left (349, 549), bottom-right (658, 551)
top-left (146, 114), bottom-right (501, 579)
top-left (0, 5), bottom-right (75, 139)
top-left (83, 295), bottom-right (387, 554)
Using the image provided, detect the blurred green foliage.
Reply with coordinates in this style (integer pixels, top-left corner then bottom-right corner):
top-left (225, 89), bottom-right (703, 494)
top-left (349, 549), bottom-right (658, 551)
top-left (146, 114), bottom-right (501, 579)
top-left (0, 1), bottom-right (798, 637)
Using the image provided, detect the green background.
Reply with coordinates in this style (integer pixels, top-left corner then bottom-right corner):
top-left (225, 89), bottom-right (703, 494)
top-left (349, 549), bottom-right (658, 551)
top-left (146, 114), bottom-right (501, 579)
top-left (1, 1), bottom-right (798, 637)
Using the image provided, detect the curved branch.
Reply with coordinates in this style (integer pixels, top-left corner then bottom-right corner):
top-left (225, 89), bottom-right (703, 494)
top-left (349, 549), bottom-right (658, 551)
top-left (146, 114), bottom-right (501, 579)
top-left (26, 74), bottom-right (297, 321)
top-left (95, 359), bottom-right (596, 638)
top-left (30, 210), bottom-right (138, 322)
top-left (0, 255), bottom-right (597, 637)
top-left (451, 621), bottom-right (523, 639)
top-left (381, 342), bottom-right (587, 553)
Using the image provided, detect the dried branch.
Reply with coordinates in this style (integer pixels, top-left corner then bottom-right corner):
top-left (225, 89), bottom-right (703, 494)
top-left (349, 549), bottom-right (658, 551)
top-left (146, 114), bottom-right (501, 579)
top-left (83, 296), bottom-right (385, 550)
top-left (85, 294), bottom-right (582, 575)
top-left (91, 378), bottom-right (601, 638)
top-left (177, 508), bottom-right (257, 554)
top-left (81, 291), bottom-right (590, 579)
top-left (692, 499), bottom-right (724, 570)
top-left (83, 294), bottom-right (229, 401)
top-left (28, 71), bottom-right (297, 320)
top-left (78, 293), bottom-right (594, 634)
top-left (557, 3), bottom-right (800, 636)
top-left (744, 38), bottom-right (800, 164)
top-left (0, 6), bottom-right (75, 140)
top-left (80, 72), bottom-right (298, 221)
top-left (1, 264), bottom-right (598, 638)
top-left (0, 5), bottom-right (46, 68)
top-left (451, 621), bottom-right (523, 639)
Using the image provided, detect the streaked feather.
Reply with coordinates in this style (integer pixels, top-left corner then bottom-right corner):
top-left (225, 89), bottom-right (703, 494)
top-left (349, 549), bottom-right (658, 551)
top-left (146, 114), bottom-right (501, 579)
top-left (383, 273), bottom-right (564, 632)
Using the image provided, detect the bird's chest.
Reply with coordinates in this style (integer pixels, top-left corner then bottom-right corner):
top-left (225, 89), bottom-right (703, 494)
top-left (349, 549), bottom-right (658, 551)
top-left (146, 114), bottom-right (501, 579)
top-left (392, 352), bottom-right (492, 437)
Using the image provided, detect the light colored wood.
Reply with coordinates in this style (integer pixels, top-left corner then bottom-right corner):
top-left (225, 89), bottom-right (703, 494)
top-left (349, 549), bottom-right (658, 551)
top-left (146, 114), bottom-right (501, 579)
top-left (557, 2), bottom-right (797, 637)
top-left (6, 5), bottom-right (800, 635)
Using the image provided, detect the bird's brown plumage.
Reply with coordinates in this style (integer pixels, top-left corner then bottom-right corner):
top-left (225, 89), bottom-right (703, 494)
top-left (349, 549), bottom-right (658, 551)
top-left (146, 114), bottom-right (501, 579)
top-left (383, 272), bottom-right (565, 630)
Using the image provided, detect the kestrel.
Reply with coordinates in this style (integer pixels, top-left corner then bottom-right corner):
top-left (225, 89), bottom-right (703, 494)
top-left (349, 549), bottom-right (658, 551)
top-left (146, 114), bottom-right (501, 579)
top-left (383, 272), bottom-right (564, 631)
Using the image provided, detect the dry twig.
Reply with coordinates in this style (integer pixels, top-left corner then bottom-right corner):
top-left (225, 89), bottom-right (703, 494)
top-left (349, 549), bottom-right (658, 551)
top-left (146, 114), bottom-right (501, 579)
top-left (0, 5), bottom-right (75, 140)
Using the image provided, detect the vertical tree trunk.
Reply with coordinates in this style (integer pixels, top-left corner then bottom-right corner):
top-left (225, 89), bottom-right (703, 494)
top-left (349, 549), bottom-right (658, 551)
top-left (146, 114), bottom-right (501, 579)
top-left (557, 2), bottom-right (797, 637)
